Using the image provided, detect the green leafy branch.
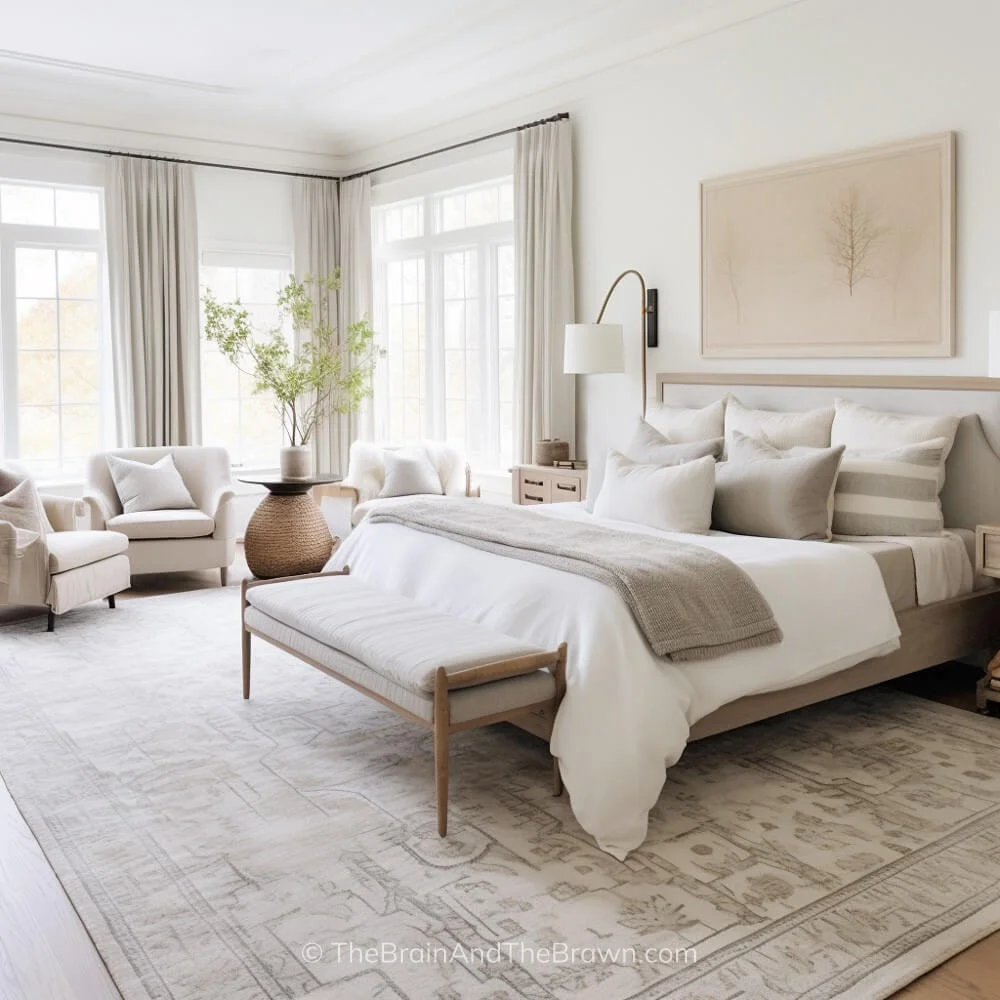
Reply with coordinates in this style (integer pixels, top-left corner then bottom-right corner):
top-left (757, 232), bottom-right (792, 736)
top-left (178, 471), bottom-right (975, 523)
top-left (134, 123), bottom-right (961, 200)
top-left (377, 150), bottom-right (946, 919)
top-left (202, 269), bottom-right (383, 446)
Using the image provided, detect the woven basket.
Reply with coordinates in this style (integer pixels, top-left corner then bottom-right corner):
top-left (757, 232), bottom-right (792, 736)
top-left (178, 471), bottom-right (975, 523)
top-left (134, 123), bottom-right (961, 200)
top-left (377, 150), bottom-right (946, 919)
top-left (244, 493), bottom-right (336, 579)
top-left (533, 439), bottom-right (570, 466)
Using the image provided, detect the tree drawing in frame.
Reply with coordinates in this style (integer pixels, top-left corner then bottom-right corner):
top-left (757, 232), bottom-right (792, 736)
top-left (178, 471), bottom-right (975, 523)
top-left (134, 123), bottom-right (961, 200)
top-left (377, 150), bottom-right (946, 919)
top-left (827, 186), bottom-right (887, 296)
top-left (701, 133), bottom-right (954, 358)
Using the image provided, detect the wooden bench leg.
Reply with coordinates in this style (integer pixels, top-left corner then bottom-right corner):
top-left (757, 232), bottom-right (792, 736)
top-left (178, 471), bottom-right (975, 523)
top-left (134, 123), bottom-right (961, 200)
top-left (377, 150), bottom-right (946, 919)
top-left (241, 580), bottom-right (251, 700)
top-left (552, 642), bottom-right (568, 797)
top-left (434, 666), bottom-right (450, 837)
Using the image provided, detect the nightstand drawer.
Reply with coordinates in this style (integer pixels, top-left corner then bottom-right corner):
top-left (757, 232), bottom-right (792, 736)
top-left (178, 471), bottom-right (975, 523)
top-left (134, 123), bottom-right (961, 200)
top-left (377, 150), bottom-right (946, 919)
top-left (550, 476), bottom-right (583, 502)
top-left (519, 473), bottom-right (550, 504)
top-left (984, 535), bottom-right (1000, 572)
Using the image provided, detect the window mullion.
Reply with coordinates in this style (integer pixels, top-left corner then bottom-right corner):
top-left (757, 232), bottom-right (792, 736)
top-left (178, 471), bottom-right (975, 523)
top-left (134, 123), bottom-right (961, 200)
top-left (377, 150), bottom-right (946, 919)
top-left (0, 234), bottom-right (17, 456)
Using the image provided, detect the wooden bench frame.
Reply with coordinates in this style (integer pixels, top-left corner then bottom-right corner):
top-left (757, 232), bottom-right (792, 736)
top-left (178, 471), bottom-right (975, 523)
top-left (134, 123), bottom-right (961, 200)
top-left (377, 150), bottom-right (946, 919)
top-left (240, 569), bottom-right (568, 836)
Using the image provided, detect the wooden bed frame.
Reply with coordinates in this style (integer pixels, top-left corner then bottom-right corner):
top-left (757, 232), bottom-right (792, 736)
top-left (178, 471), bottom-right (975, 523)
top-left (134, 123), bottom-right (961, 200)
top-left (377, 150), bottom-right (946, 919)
top-left (514, 372), bottom-right (1000, 743)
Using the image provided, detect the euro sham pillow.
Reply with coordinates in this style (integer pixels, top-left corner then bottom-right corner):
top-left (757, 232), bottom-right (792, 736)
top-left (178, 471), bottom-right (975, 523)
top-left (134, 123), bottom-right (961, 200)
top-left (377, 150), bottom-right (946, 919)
top-left (379, 448), bottom-right (444, 498)
top-left (593, 450), bottom-right (715, 534)
top-left (724, 397), bottom-right (834, 452)
top-left (713, 445), bottom-right (845, 541)
top-left (644, 399), bottom-right (725, 443)
top-left (626, 419), bottom-right (724, 465)
top-left (831, 398), bottom-right (960, 481)
top-left (106, 454), bottom-right (197, 515)
top-left (832, 439), bottom-right (948, 537)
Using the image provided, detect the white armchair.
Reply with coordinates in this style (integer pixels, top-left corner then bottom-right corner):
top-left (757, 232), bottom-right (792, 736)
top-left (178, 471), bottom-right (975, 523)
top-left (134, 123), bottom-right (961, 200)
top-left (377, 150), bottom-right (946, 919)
top-left (325, 441), bottom-right (480, 529)
top-left (84, 446), bottom-right (236, 585)
top-left (1, 467), bottom-right (130, 631)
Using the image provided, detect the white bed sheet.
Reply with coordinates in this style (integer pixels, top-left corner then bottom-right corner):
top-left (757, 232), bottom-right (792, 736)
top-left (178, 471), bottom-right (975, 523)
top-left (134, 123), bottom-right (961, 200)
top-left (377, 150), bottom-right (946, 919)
top-left (329, 504), bottom-right (900, 860)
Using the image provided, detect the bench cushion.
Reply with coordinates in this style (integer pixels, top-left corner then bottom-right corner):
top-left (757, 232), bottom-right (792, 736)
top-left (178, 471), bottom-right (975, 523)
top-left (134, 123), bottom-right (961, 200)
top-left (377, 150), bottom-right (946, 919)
top-left (244, 607), bottom-right (555, 724)
top-left (245, 575), bottom-right (543, 695)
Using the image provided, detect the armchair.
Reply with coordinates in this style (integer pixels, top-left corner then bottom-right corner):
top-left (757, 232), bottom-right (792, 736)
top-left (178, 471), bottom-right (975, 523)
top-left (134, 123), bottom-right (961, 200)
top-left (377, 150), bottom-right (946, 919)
top-left (84, 447), bottom-right (236, 585)
top-left (1, 467), bottom-right (130, 630)
top-left (323, 441), bottom-right (480, 530)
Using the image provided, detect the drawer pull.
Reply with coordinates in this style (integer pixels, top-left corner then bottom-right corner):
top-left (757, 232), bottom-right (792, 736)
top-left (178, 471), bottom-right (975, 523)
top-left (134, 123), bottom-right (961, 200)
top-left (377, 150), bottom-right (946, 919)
top-left (524, 477), bottom-right (544, 486)
top-left (555, 483), bottom-right (578, 492)
top-left (524, 493), bottom-right (544, 502)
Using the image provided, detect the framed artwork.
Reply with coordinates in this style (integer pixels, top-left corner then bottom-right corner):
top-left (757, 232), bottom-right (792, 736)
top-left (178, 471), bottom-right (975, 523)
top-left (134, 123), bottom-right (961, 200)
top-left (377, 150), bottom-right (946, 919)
top-left (701, 133), bottom-right (955, 358)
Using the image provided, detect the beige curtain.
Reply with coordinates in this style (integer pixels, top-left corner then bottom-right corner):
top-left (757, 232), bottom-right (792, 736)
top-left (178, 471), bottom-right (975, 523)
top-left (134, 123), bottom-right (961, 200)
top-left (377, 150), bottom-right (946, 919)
top-left (106, 157), bottom-right (201, 447)
top-left (513, 119), bottom-right (576, 463)
top-left (293, 177), bottom-right (343, 475)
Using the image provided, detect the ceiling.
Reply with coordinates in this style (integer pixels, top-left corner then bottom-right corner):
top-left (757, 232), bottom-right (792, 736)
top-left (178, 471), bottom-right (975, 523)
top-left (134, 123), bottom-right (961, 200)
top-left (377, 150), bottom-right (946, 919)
top-left (0, 0), bottom-right (802, 163)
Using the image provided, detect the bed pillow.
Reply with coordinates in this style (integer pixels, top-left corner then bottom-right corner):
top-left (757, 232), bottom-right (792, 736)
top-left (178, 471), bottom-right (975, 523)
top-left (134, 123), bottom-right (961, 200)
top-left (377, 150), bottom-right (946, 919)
top-left (831, 398), bottom-right (960, 470)
top-left (832, 439), bottom-right (948, 537)
top-left (593, 450), bottom-right (715, 534)
top-left (379, 448), bottom-right (444, 498)
top-left (626, 419), bottom-right (723, 466)
top-left (713, 445), bottom-right (845, 541)
top-left (106, 454), bottom-right (196, 514)
top-left (725, 397), bottom-right (834, 452)
top-left (644, 399), bottom-right (725, 443)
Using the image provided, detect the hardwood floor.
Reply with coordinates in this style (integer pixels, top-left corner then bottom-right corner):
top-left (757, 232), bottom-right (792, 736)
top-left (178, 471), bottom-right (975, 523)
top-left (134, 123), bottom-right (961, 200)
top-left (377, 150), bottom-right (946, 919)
top-left (1, 554), bottom-right (999, 999)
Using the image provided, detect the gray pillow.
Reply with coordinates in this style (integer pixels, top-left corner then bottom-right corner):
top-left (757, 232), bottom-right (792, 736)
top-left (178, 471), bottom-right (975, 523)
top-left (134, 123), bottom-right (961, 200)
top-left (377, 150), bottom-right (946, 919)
top-left (626, 420), bottom-right (723, 466)
top-left (379, 448), bottom-right (444, 498)
top-left (106, 454), bottom-right (196, 514)
top-left (832, 439), bottom-right (948, 537)
top-left (713, 445), bottom-right (845, 541)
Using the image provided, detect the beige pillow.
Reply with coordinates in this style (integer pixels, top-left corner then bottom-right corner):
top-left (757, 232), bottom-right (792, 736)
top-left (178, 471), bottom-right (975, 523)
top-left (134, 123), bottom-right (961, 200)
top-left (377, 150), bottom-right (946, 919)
top-left (725, 397), bottom-right (834, 452)
top-left (626, 420), bottom-right (723, 466)
top-left (831, 398), bottom-right (960, 471)
top-left (593, 451), bottom-right (715, 534)
top-left (0, 476), bottom-right (48, 537)
top-left (644, 399), bottom-right (725, 443)
top-left (713, 445), bottom-right (845, 541)
top-left (0, 465), bottom-right (52, 533)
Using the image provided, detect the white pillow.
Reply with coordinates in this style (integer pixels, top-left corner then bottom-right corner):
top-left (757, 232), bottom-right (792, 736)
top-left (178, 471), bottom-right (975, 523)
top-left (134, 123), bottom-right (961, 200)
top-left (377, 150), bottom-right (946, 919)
top-left (831, 398), bottom-right (960, 463)
top-left (379, 448), bottom-right (444, 498)
top-left (593, 451), bottom-right (715, 534)
top-left (0, 476), bottom-right (48, 536)
top-left (106, 454), bottom-right (196, 514)
top-left (644, 399), bottom-right (725, 443)
top-left (725, 397), bottom-right (834, 452)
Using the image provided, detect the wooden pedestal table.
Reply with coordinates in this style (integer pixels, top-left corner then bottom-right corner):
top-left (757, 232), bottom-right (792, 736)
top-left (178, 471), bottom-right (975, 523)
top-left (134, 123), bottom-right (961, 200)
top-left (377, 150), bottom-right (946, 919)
top-left (239, 475), bottom-right (341, 579)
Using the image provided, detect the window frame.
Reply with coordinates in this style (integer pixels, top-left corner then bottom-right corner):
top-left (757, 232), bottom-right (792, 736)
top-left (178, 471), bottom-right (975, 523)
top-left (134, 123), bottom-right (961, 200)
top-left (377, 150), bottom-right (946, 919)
top-left (371, 161), bottom-right (515, 472)
top-left (0, 180), bottom-right (111, 481)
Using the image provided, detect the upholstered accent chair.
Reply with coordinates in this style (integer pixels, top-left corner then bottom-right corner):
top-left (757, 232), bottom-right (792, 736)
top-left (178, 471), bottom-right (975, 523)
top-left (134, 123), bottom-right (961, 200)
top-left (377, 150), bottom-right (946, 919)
top-left (324, 441), bottom-right (480, 529)
top-left (84, 446), bottom-right (236, 584)
top-left (0, 465), bottom-right (130, 631)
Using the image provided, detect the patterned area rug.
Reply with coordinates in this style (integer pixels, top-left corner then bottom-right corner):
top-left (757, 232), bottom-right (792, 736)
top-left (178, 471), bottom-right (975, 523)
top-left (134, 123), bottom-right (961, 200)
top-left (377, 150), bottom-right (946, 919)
top-left (2, 588), bottom-right (1000, 1000)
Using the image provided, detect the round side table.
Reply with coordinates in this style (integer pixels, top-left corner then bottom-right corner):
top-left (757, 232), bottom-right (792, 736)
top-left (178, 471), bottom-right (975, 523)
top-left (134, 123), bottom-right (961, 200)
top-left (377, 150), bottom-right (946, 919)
top-left (239, 475), bottom-right (341, 579)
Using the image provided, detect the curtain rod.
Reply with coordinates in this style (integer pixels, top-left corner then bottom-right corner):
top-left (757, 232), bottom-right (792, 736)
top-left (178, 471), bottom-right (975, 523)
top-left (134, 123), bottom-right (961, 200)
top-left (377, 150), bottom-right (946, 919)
top-left (0, 135), bottom-right (338, 181)
top-left (0, 111), bottom-right (570, 184)
top-left (340, 112), bottom-right (570, 181)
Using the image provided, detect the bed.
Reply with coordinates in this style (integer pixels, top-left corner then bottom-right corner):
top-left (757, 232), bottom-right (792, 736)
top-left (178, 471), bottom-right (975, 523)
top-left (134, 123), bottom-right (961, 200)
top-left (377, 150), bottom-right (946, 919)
top-left (329, 374), bottom-right (1000, 859)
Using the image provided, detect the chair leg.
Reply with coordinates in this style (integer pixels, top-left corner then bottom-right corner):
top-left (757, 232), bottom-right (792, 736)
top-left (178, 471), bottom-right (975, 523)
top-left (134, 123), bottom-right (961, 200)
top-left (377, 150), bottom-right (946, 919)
top-left (552, 756), bottom-right (563, 797)
top-left (107, 594), bottom-right (116, 609)
top-left (46, 609), bottom-right (55, 632)
top-left (242, 628), bottom-right (251, 699)
top-left (434, 667), bottom-right (450, 837)
top-left (220, 566), bottom-right (228, 587)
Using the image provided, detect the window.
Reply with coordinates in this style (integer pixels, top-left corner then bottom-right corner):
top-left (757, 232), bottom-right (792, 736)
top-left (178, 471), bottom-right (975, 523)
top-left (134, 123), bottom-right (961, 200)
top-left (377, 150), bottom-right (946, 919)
top-left (372, 175), bottom-right (515, 469)
top-left (199, 253), bottom-right (292, 468)
top-left (0, 181), bottom-right (108, 479)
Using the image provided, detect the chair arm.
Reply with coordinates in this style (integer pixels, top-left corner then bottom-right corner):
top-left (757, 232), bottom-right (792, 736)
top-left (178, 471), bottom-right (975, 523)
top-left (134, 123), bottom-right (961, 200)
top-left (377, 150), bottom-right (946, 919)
top-left (464, 464), bottom-right (481, 499)
top-left (40, 494), bottom-right (88, 532)
top-left (317, 483), bottom-right (361, 506)
top-left (82, 490), bottom-right (114, 530)
top-left (207, 486), bottom-right (237, 540)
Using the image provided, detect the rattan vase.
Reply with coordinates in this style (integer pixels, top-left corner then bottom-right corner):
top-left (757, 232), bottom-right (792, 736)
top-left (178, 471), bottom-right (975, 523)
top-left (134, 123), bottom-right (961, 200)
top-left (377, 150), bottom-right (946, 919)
top-left (244, 493), bottom-right (335, 579)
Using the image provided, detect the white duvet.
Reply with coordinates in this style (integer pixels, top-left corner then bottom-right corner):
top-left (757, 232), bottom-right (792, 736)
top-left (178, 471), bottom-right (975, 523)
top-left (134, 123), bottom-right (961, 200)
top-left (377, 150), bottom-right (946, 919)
top-left (329, 504), bottom-right (902, 859)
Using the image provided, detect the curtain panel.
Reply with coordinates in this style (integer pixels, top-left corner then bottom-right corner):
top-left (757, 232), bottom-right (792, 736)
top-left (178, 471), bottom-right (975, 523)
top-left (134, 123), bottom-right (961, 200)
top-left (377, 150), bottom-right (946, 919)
top-left (106, 157), bottom-right (201, 447)
top-left (513, 119), bottom-right (576, 464)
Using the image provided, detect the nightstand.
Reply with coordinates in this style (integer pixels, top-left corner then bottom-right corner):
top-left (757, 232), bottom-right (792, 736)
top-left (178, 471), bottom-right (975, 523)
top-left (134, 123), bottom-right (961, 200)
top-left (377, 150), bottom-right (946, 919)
top-left (974, 525), bottom-right (1000, 713)
top-left (512, 464), bottom-right (588, 506)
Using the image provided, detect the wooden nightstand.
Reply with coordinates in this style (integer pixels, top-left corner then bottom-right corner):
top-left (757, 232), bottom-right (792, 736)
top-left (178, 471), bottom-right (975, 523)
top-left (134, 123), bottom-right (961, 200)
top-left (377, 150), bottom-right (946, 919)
top-left (974, 525), bottom-right (1000, 713)
top-left (512, 464), bottom-right (588, 506)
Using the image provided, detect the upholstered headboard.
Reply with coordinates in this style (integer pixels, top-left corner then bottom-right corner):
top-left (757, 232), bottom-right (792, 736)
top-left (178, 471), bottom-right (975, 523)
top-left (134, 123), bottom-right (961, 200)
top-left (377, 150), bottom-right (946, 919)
top-left (656, 373), bottom-right (1000, 533)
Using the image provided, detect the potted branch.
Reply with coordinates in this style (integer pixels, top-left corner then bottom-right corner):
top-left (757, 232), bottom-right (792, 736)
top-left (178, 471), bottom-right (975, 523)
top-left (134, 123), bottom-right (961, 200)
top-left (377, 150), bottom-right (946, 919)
top-left (202, 270), bottom-right (382, 479)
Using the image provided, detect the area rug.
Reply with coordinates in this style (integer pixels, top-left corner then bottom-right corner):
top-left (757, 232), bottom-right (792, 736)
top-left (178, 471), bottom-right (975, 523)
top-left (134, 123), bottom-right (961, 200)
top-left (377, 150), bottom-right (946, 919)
top-left (3, 589), bottom-right (1000, 1000)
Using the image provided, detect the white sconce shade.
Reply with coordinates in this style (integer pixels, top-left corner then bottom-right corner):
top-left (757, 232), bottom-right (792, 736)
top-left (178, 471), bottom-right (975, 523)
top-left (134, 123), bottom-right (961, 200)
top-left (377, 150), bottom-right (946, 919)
top-left (564, 323), bottom-right (625, 374)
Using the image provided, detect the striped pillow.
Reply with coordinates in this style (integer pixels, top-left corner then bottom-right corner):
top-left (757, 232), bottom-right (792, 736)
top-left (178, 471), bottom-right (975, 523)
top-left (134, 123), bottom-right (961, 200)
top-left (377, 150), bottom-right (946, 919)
top-left (832, 439), bottom-right (948, 537)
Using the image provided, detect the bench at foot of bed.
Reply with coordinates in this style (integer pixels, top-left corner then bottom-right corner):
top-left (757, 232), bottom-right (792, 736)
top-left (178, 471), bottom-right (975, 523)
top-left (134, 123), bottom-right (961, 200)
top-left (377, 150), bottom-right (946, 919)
top-left (240, 569), bottom-right (567, 836)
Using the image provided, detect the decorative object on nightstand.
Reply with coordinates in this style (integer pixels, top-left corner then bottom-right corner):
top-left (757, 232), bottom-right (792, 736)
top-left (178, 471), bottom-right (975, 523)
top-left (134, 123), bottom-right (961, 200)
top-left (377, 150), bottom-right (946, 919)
top-left (513, 464), bottom-right (588, 506)
top-left (974, 524), bottom-right (1000, 712)
top-left (533, 439), bottom-right (570, 466)
top-left (239, 475), bottom-right (341, 579)
top-left (564, 268), bottom-right (658, 415)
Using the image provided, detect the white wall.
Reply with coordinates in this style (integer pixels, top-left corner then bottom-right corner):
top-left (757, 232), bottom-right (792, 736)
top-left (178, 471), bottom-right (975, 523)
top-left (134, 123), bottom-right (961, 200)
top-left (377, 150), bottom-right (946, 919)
top-left (570, 0), bottom-right (1000, 473)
